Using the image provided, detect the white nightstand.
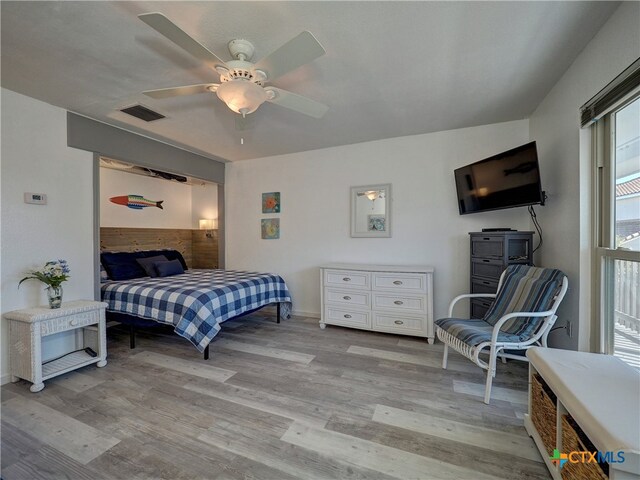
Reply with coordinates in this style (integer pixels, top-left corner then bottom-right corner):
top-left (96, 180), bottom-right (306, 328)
top-left (4, 300), bottom-right (108, 392)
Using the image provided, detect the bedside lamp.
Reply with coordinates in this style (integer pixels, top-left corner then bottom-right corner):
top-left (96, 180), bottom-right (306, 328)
top-left (199, 219), bottom-right (217, 238)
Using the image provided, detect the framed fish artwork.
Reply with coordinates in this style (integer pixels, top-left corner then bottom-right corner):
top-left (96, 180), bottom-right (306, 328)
top-left (261, 218), bottom-right (280, 239)
top-left (262, 192), bottom-right (280, 213)
top-left (110, 195), bottom-right (164, 210)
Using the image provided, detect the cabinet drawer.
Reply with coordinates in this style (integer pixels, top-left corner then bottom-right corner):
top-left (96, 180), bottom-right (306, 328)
top-left (372, 272), bottom-right (426, 293)
top-left (40, 311), bottom-right (99, 336)
top-left (471, 258), bottom-right (505, 279)
top-left (324, 306), bottom-right (371, 329)
top-left (324, 270), bottom-right (370, 290)
top-left (372, 293), bottom-right (426, 314)
top-left (372, 312), bottom-right (426, 335)
top-left (324, 288), bottom-right (370, 308)
top-left (471, 237), bottom-right (504, 258)
top-left (471, 276), bottom-right (499, 294)
top-left (471, 298), bottom-right (494, 319)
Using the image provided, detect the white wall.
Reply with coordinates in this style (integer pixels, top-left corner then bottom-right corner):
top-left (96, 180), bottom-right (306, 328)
top-left (191, 182), bottom-right (219, 229)
top-left (528, 2), bottom-right (640, 350)
top-left (226, 120), bottom-right (531, 318)
top-left (100, 167), bottom-right (218, 230)
top-left (1, 88), bottom-right (94, 383)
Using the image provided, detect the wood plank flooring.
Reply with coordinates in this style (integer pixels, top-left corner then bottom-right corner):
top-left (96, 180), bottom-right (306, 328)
top-left (1, 313), bottom-right (550, 479)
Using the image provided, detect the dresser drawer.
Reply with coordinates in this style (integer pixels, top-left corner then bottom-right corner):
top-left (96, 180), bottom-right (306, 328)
top-left (471, 276), bottom-right (499, 294)
top-left (471, 258), bottom-right (505, 279)
top-left (372, 272), bottom-right (427, 293)
top-left (324, 288), bottom-right (370, 309)
top-left (40, 311), bottom-right (99, 336)
top-left (324, 270), bottom-right (371, 290)
top-left (324, 306), bottom-right (371, 329)
top-left (372, 312), bottom-right (426, 335)
top-left (471, 237), bottom-right (504, 258)
top-left (471, 298), bottom-right (494, 319)
top-left (372, 293), bottom-right (426, 314)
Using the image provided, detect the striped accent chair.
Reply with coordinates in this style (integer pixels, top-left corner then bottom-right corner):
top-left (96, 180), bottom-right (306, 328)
top-left (435, 265), bottom-right (568, 404)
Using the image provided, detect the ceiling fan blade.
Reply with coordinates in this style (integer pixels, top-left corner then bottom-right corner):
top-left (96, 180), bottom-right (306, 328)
top-left (143, 84), bottom-right (218, 99)
top-left (253, 31), bottom-right (325, 82)
top-left (139, 13), bottom-right (227, 70)
top-left (265, 87), bottom-right (328, 118)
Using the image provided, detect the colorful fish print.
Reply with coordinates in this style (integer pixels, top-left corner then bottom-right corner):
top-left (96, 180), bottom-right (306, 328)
top-left (109, 195), bottom-right (164, 210)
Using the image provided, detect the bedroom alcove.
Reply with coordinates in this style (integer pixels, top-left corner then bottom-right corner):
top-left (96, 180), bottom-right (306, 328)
top-left (98, 157), bottom-right (220, 270)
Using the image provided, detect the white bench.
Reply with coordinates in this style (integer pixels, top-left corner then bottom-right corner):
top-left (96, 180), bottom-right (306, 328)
top-left (525, 347), bottom-right (640, 479)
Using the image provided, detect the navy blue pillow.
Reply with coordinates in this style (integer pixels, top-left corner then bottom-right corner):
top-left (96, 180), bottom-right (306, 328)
top-left (154, 259), bottom-right (185, 277)
top-left (136, 255), bottom-right (168, 277)
top-left (141, 250), bottom-right (188, 270)
top-left (101, 251), bottom-right (146, 280)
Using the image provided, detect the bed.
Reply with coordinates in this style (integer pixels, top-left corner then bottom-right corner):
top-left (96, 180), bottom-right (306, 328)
top-left (100, 250), bottom-right (292, 358)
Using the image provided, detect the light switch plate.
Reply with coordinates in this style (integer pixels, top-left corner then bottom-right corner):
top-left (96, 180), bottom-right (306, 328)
top-left (24, 192), bottom-right (47, 205)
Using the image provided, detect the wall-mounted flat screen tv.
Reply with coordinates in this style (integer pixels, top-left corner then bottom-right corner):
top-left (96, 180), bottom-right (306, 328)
top-left (454, 141), bottom-right (543, 215)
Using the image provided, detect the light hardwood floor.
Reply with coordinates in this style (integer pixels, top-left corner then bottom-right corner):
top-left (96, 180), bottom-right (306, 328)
top-left (1, 312), bottom-right (550, 480)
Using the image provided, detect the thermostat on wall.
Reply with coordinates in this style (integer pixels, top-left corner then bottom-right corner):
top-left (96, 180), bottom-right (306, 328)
top-left (24, 192), bottom-right (47, 205)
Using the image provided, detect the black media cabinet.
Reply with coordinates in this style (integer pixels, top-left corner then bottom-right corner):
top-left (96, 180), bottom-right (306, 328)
top-left (469, 231), bottom-right (534, 318)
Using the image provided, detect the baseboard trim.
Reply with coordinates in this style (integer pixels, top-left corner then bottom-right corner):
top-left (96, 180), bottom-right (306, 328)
top-left (292, 310), bottom-right (321, 319)
top-left (1, 373), bottom-right (13, 386)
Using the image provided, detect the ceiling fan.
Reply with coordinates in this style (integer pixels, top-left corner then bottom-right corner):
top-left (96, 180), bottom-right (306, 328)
top-left (357, 190), bottom-right (385, 201)
top-left (138, 13), bottom-right (328, 119)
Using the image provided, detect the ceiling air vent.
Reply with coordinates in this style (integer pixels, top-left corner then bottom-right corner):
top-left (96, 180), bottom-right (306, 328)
top-left (120, 104), bottom-right (165, 122)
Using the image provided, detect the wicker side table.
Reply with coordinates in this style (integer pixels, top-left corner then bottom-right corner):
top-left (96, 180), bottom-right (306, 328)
top-left (4, 300), bottom-right (108, 392)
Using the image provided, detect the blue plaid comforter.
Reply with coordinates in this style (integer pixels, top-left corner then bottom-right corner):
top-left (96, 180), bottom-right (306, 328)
top-left (101, 269), bottom-right (292, 352)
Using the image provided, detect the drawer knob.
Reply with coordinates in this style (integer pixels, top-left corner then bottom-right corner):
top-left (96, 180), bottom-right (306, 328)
top-left (343, 296), bottom-right (351, 300)
top-left (394, 300), bottom-right (404, 305)
top-left (394, 320), bottom-right (404, 325)
top-left (344, 314), bottom-right (352, 319)
top-left (393, 280), bottom-right (403, 285)
top-left (343, 277), bottom-right (351, 282)
top-left (69, 319), bottom-right (78, 326)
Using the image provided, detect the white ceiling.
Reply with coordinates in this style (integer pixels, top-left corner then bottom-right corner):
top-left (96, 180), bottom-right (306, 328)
top-left (1, 1), bottom-right (618, 162)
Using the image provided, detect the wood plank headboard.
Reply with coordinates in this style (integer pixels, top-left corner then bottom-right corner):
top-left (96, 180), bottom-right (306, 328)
top-left (101, 227), bottom-right (218, 270)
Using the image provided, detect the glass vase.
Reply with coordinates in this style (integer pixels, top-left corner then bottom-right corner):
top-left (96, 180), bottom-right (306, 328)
top-left (47, 285), bottom-right (63, 309)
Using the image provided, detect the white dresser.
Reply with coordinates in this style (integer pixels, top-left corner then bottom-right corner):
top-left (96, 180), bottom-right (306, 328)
top-left (320, 263), bottom-right (434, 343)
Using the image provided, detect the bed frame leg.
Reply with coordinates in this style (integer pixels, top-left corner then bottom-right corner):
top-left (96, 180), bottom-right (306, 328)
top-left (130, 325), bottom-right (136, 349)
top-left (204, 345), bottom-right (210, 360)
top-left (276, 303), bottom-right (281, 324)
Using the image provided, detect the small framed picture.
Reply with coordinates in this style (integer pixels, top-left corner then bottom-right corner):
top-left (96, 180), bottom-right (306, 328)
top-left (367, 214), bottom-right (386, 232)
top-left (261, 218), bottom-right (280, 239)
top-left (262, 192), bottom-right (281, 213)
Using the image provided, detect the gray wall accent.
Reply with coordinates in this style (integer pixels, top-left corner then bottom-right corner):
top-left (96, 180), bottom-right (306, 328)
top-left (67, 112), bottom-right (225, 184)
top-left (93, 153), bottom-right (101, 301)
top-left (217, 184), bottom-right (225, 269)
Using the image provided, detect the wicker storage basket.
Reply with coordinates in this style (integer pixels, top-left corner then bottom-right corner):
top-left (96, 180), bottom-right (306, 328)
top-left (531, 373), bottom-right (557, 455)
top-left (561, 415), bottom-right (608, 480)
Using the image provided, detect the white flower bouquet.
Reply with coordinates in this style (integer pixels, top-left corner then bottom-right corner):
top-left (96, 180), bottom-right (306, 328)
top-left (19, 259), bottom-right (71, 288)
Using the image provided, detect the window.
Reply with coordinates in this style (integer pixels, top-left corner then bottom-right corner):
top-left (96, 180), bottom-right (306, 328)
top-left (594, 94), bottom-right (640, 369)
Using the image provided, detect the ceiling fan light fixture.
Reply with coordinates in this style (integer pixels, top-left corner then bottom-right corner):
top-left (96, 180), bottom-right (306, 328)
top-left (216, 79), bottom-right (267, 115)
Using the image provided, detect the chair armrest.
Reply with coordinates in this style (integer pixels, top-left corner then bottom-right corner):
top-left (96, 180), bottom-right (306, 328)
top-left (448, 293), bottom-right (497, 317)
top-left (490, 309), bottom-right (556, 343)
